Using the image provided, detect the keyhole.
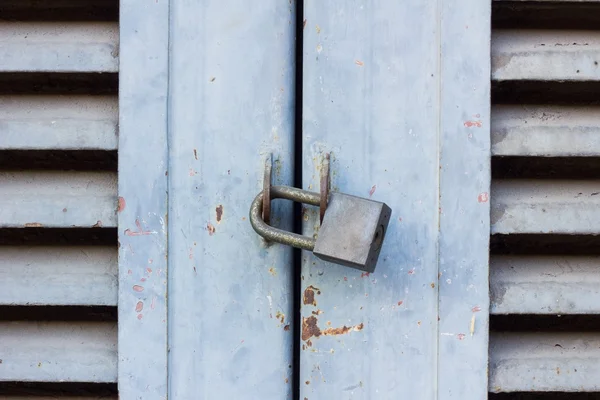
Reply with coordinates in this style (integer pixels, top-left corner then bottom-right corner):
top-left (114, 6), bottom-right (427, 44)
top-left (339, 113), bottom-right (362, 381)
top-left (373, 225), bottom-right (385, 250)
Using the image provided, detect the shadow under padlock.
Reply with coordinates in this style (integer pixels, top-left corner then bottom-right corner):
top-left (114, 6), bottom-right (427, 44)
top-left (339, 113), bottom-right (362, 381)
top-left (249, 153), bottom-right (392, 273)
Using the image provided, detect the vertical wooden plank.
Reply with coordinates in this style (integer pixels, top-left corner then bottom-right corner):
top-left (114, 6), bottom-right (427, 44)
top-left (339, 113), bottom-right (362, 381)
top-left (437, 0), bottom-right (491, 398)
top-left (118, 0), bottom-right (169, 398)
top-left (168, 1), bottom-right (296, 398)
top-left (301, 2), bottom-right (440, 398)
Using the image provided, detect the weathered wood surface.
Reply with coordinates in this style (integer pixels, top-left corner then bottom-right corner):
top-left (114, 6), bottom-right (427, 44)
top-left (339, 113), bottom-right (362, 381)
top-left (492, 30), bottom-right (600, 81)
top-left (0, 322), bottom-right (117, 383)
top-left (0, 246), bottom-right (117, 306)
top-left (168, 0), bottom-right (297, 398)
top-left (492, 105), bottom-right (600, 157)
top-left (0, 95), bottom-right (117, 150)
top-left (301, 1), bottom-right (491, 399)
top-left (0, 22), bottom-right (118, 73)
top-left (0, 171), bottom-right (116, 228)
top-left (117, 0), bottom-right (169, 398)
top-left (490, 332), bottom-right (600, 392)
top-left (491, 180), bottom-right (600, 234)
top-left (491, 255), bottom-right (600, 314)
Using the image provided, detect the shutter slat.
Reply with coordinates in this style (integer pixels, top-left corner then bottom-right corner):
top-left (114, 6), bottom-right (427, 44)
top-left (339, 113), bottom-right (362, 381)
top-left (0, 247), bottom-right (117, 306)
top-left (491, 255), bottom-right (600, 314)
top-left (0, 96), bottom-right (118, 151)
top-left (0, 322), bottom-right (117, 383)
top-left (492, 105), bottom-right (600, 157)
top-left (492, 30), bottom-right (600, 81)
top-left (490, 332), bottom-right (600, 392)
top-left (0, 23), bottom-right (118, 73)
top-left (0, 172), bottom-right (117, 228)
top-left (491, 180), bottom-right (600, 234)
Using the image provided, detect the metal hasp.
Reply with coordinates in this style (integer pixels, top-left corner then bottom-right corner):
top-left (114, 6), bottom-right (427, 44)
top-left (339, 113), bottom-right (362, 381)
top-left (249, 157), bottom-right (392, 272)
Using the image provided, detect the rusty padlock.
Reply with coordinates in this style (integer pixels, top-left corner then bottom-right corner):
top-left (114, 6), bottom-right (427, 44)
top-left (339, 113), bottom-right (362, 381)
top-left (249, 156), bottom-right (391, 273)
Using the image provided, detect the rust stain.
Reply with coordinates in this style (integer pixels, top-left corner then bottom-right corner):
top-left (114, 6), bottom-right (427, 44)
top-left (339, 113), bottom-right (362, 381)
top-left (361, 272), bottom-right (370, 278)
top-left (311, 309), bottom-right (323, 316)
top-left (302, 316), bottom-right (321, 341)
top-left (63, 208), bottom-right (67, 212)
top-left (147, 268), bottom-right (153, 274)
top-left (302, 316), bottom-right (364, 342)
top-left (303, 19), bottom-right (307, 29)
top-left (464, 120), bottom-right (483, 128)
top-left (305, 381), bottom-right (310, 385)
top-left (135, 301), bottom-right (143, 312)
top-left (316, 24), bottom-right (321, 34)
top-left (303, 285), bottom-right (320, 306)
top-left (268, 267), bottom-right (277, 276)
top-left (478, 192), bottom-right (489, 203)
top-left (216, 205), bottom-right (224, 223)
top-left (125, 220), bottom-right (155, 236)
top-left (118, 197), bottom-right (126, 212)
top-left (417, 321), bottom-right (422, 327)
top-left (25, 223), bottom-right (43, 227)
top-left (207, 223), bottom-right (216, 235)
top-left (397, 301), bottom-right (403, 306)
top-left (369, 185), bottom-right (376, 197)
top-left (133, 285), bottom-right (144, 292)
top-left (276, 311), bottom-right (285, 324)
top-left (322, 323), bottom-right (363, 336)
top-left (431, 282), bottom-right (436, 288)
top-left (408, 268), bottom-right (415, 275)
top-left (284, 324), bottom-right (290, 331)
top-left (355, 60), bottom-right (364, 66)
top-left (193, 149), bottom-right (198, 159)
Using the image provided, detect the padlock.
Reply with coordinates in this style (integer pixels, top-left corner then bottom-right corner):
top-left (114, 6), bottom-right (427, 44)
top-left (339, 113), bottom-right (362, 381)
top-left (249, 185), bottom-right (391, 272)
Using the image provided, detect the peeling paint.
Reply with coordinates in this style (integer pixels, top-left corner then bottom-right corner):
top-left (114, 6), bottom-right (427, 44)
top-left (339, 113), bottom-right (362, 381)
top-left (135, 301), bottom-right (144, 312)
top-left (133, 285), bottom-right (144, 292)
top-left (216, 205), bottom-right (224, 223)
top-left (303, 285), bottom-right (320, 306)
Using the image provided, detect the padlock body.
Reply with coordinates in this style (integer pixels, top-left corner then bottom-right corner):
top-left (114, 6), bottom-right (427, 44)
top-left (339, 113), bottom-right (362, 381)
top-left (313, 192), bottom-right (391, 272)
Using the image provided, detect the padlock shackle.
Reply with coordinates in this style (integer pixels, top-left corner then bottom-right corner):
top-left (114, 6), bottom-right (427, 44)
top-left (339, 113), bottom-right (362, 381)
top-left (249, 185), bottom-right (321, 251)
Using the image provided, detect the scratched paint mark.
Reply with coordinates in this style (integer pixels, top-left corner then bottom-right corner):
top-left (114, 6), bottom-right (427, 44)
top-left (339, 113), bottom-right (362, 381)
top-left (457, 333), bottom-right (466, 340)
top-left (125, 220), bottom-right (157, 236)
top-left (137, 314), bottom-right (143, 320)
top-left (397, 301), bottom-right (403, 306)
top-left (146, 268), bottom-right (152, 274)
top-left (464, 120), bottom-right (482, 128)
top-left (408, 268), bottom-right (416, 275)
top-left (118, 197), bottom-right (126, 212)
top-left (151, 296), bottom-right (156, 310)
top-left (360, 272), bottom-right (370, 278)
top-left (355, 60), bottom-right (364, 66)
top-left (303, 285), bottom-right (321, 306)
top-left (210, 77), bottom-right (216, 82)
top-left (216, 205), bottom-right (224, 223)
top-left (140, 277), bottom-right (147, 282)
top-left (470, 314), bottom-right (476, 336)
top-left (188, 248), bottom-right (193, 260)
top-left (472, 306), bottom-right (482, 313)
top-left (207, 223), bottom-right (216, 235)
top-left (135, 301), bottom-right (143, 312)
top-left (193, 149), bottom-right (198, 159)
top-left (369, 185), bottom-right (376, 197)
top-left (127, 269), bottom-right (132, 275)
top-left (133, 285), bottom-right (144, 292)
top-left (303, 19), bottom-right (307, 29)
top-left (478, 192), bottom-right (489, 203)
